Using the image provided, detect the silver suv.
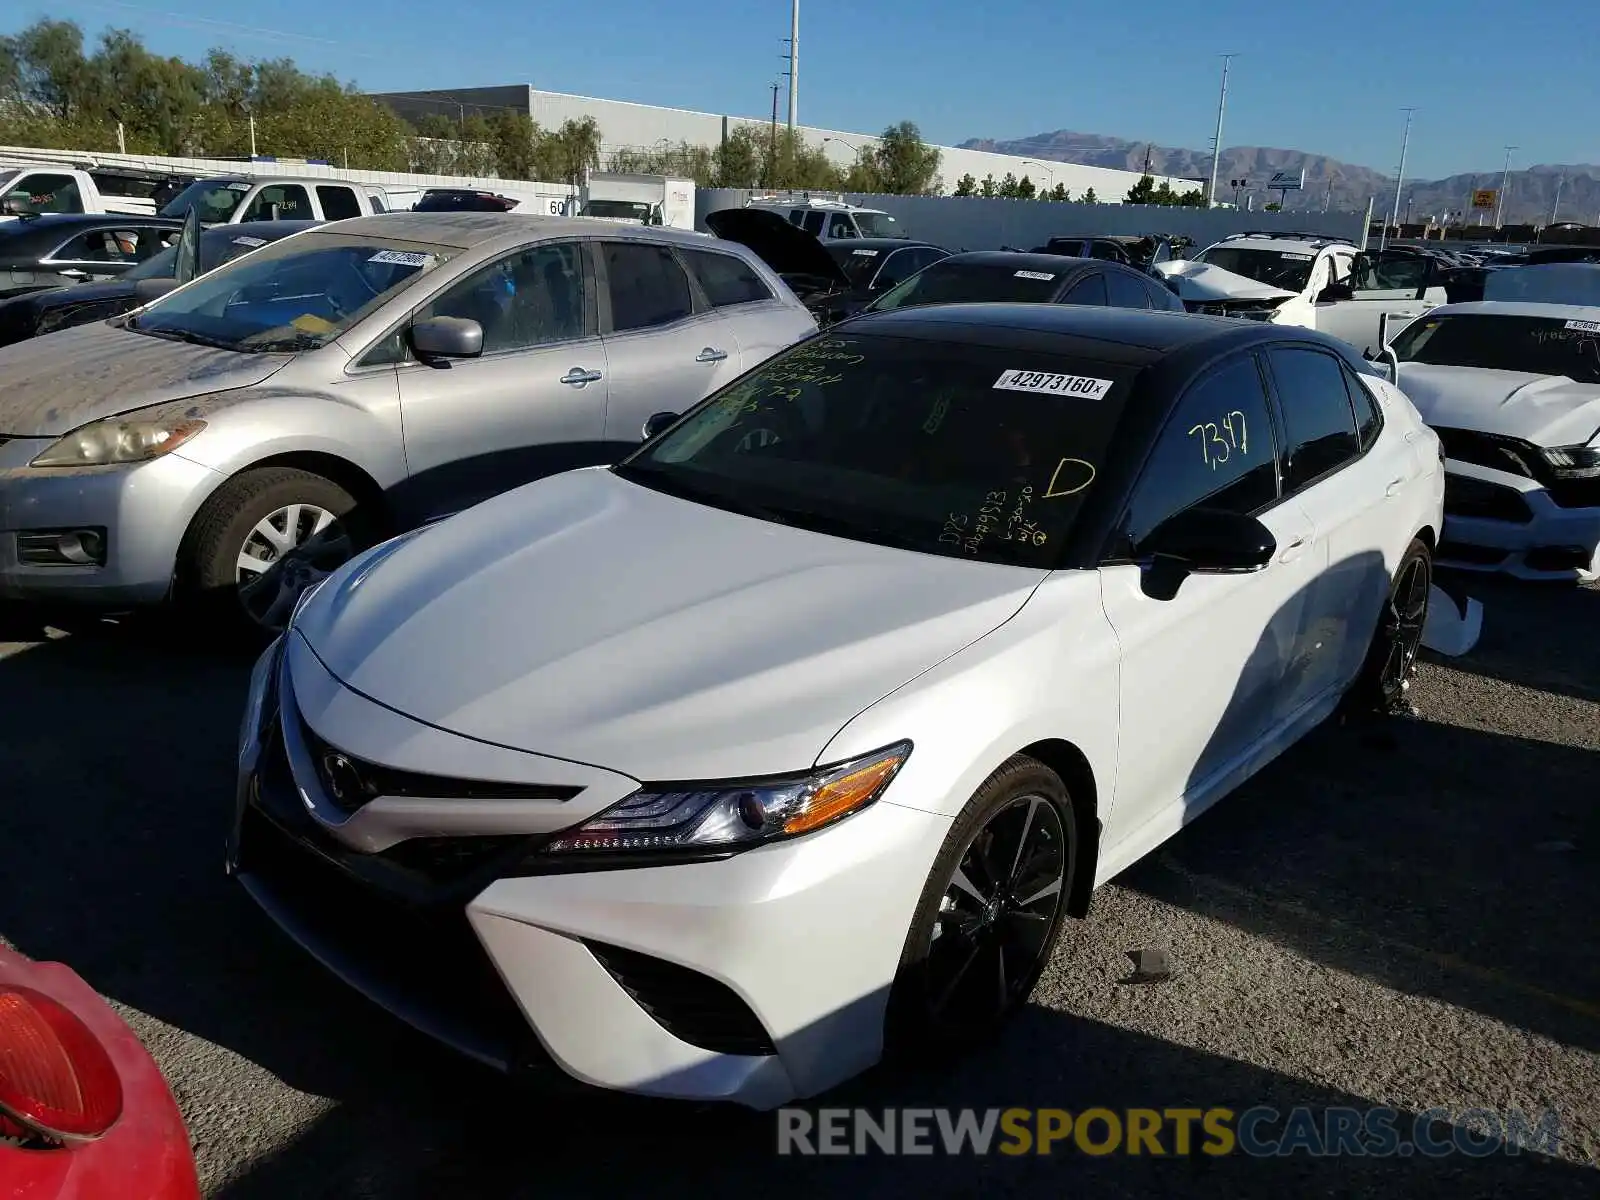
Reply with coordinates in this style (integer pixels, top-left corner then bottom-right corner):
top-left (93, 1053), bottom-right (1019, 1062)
top-left (0, 213), bottom-right (816, 632)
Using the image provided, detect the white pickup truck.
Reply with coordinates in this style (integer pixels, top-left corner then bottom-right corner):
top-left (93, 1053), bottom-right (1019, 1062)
top-left (0, 164), bottom-right (175, 220)
top-left (155, 176), bottom-right (392, 225)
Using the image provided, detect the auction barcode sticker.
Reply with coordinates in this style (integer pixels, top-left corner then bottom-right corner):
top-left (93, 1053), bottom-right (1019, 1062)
top-left (1564, 319), bottom-right (1600, 333)
top-left (1014, 270), bottom-right (1055, 281)
top-left (994, 369), bottom-right (1113, 398)
top-left (1281, 252), bottom-right (1314, 260)
top-left (852, 248), bottom-right (880, 256)
top-left (232, 236), bottom-right (267, 248)
top-left (369, 249), bottom-right (435, 267)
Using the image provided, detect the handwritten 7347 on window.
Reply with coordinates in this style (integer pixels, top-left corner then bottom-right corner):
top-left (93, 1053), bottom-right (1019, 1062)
top-left (1188, 411), bottom-right (1248, 469)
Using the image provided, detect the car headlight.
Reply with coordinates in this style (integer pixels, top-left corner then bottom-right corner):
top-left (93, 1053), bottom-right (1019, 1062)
top-left (544, 741), bottom-right (912, 856)
top-left (30, 416), bottom-right (206, 468)
top-left (1540, 442), bottom-right (1600, 479)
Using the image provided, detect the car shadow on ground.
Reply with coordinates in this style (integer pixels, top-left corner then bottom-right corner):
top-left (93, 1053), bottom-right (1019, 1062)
top-left (1424, 572), bottom-right (1600, 705)
top-left (0, 603), bottom-right (1594, 1197)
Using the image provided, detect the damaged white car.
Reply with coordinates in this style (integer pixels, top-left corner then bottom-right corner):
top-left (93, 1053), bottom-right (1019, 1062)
top-left (1379, 301), bottom-right (1600, 581)
top-left (1155, 233), bottom-right (1448, 355)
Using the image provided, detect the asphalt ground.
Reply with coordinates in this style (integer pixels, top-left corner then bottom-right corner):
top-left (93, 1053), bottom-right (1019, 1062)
top-left (0, 573), bottom-right (1596, 1197)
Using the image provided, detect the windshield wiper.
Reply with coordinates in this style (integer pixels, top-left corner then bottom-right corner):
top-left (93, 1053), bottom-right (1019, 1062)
top-left (133, 326), bottom-right (237, 351)
top-left (239, 332), bottom-right (327, 353)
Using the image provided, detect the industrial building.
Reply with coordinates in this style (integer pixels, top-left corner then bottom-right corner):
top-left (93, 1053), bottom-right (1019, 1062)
top-left (367, 84), bottom-right (1199, 202)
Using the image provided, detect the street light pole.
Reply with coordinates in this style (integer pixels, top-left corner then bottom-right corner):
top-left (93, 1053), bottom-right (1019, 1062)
top-left (1022, 160), bottom-right (1055, 191)
top-left (1380, 107), bottom-right (1416, 252)
top-left (1493, 145), bottom-right (1516, 228)
top-left (787, 0), bottom-right (799, 134)
top-left (1206, 54), bottom-right (1237, 208)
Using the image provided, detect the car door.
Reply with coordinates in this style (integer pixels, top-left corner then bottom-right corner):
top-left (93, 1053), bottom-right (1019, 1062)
top-left (386, 238), bottom-right (609, 521)
top-left (595, 238), bottom-right (743, 447)
top-left (676, 244), bottom-right (795, 368)
top-left (1260, 344), bottom-right (1400, 708)
top-left (1099, 353), bottom-right (1322, 837)
top-left (1314, 252), bottom-right (1442, 353)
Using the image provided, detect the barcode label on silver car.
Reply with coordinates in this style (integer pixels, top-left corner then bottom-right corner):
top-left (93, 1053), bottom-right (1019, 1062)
top-left (1564, 319), bottom-right (1600, 333)
top-left (368, 250), bottom-right (435, 267)
top-left (994, 370), bottom-right (1113, 398)
top-left (1014, 270), bottom-right (1055, 280)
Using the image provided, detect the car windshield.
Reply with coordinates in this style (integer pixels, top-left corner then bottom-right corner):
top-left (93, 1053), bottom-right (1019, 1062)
top-left (1193, 246), bottom-right (1315, 292)
top-left (127, 231), bottom-right (456, 352)
top-left (158, 179), bottom-right (251, 222)
top-left (614, 333), bottom-right (1140, 568)
top-left (853, 212), bottom-right (902, 238)
top-left (828, 244), bottom-right (887, 287)
top-left (1390, 313), bottom-right (1600, 383)
top-left (868, 261), bottom-right (1063, 312)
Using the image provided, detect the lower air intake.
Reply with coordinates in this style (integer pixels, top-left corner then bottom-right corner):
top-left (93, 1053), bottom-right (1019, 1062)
top-left (584, 940), bottom-right (776, 1057)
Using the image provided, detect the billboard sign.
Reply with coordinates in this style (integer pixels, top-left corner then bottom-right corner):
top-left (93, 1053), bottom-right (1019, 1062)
top-left (1267, 169), bottom-right (1306, 191)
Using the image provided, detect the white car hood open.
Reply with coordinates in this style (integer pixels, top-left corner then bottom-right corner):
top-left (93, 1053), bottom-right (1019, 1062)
top-left (1152, 259), bottom-right (1299, 304)
top-left (293, 467), bottom-right (1045, 782)
top-left (0, 319), bottom-right (293, 438)
top-left (1398, 363), bottom-right (1600, 447)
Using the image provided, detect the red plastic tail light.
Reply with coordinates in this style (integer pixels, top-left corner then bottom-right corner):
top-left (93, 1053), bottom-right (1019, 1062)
top-left (0, 986), bottom-right (124, 1143)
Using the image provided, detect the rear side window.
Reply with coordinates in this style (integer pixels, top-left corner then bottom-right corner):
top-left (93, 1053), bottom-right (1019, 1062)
top-left (802, 211), bottom-right (826, 235)
top-left (683, 248), bottom-right (773, 307)
top-left (1104, 270), bottom-right (1152, 310)
top-left (1060, 273), bottom-right (1108, 306)
top-left (317, 186), bottom-right (362, 221)
top-left (1342, 364), bottom-right (1385, 451)
top-left (1145, 279), bottom-right (1183, 311)
top-left (1120, 355), bottom-right (1279, 550)
top-left (241, 184), bottom-right (310, 221)
top-left (1267, 347), bottom-right (1362, 491)
top-left (604, 242), bottom-right (694, 331)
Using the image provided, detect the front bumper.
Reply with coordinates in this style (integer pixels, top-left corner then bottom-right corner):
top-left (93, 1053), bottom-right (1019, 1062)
top-left (1437, 459), bottom-right (1600, 582)
top-left (0, 437), bottom-right (221, 605)
top-left (230, 635), bottom-right (952, 1109)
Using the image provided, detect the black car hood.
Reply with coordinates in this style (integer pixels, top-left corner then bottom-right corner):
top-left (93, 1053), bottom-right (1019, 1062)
top-left (705, 208), bottom-right (852, 289)
top-left (0, 280), bottom-right (143, 349)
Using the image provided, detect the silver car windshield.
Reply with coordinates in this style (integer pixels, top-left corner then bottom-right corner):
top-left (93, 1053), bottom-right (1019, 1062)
top-left (127, 232), bottom-right (457, 353)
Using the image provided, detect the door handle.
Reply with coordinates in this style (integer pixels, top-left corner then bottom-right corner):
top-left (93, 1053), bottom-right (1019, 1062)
top-left (695, 347), bottom-right (728, 363)
top-left (1385, 477), bottom-right (1405, 497)
top-left (1278, 535), bottom-right (1309, 564)
top-left (560, 368), bottom-right (602, 387)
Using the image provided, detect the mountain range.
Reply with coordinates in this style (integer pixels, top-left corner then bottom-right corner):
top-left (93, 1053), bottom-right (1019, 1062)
top-left (958, 131), bottom-right (1598, 224)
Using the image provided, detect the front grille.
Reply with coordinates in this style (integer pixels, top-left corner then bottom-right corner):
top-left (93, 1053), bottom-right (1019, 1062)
top-left (585, 940), bottom-right (776, 1057)
top-left (1547, 476), bottom-right (1600, 509)
top-left (1444, 474), bottom-right (1533, 524)
top-left (297, 717), bottom-right (581, 817)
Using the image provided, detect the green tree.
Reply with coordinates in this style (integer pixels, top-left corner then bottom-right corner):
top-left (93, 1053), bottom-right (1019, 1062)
top-left (843, 147), bottom-right (881, 193)
top-left (1080, 187), bottom-right (1098, 204)
top-left (952, 173), bottom-right (977, 197)
top-left (996, 172), bottom-right (1019, 199)
top-left (1125, 174), bottom-right (1156, 205)
top-left (486, 110), bottom-right (539, 179)
top-left (533, 116), bottom-right (602, 186)
top-left (713, 126), bottom-right (763, 187)
top-left (873, 120), bottom-right (941, 195)
top-left (1049, 182), bottom-right (1070, 202)
top-left (1015, 174), bottom-right (1036, 200)
top-left (979, 174), bottom-right (997, 198)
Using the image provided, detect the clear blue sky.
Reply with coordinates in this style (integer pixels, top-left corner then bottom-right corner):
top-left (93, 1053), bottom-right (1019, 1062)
top-left (31, 0), bottom-right (1600, 179)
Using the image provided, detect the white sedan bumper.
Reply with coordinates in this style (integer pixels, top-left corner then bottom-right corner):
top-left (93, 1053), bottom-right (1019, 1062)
top-left (1438, 459), bottom-right (1600, 582)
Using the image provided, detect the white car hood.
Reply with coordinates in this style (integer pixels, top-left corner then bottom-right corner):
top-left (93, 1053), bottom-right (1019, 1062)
top-left (1398, 363), bottom-right (1600, 446)
top-left (1152, 259), bottom-right (1299, 303)
top-left (294, 467), bottom-right (1044, 782)
top-left (0, 319), bottom-right (292, 438)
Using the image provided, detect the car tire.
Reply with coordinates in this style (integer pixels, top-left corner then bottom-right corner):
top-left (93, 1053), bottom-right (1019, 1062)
top-left (177, 467), bottom-right (365, 641)
top-left (1345, 536), bottom-right (1432, 715)
top-left (884, 755), bottom-right (1077, 1058)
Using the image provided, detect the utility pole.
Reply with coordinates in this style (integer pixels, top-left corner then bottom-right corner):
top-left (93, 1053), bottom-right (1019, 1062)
top-left (248, 113), bottom-right (257, 158)
top-left (1493, 145), bottom-right (1516, 228)
top-left (1323, 177), bottom-right (1334, 212)
top-left (1550, 173), bottom-right (1564, 226)
top-left (787, 0), bottom-right (799, 135)
top-left (768, 82), bottom-right (779, 188)
top-left (1380, 107), bottom-right (1415, 253)
top-left (1206, 54), bottom-right (1236, 208)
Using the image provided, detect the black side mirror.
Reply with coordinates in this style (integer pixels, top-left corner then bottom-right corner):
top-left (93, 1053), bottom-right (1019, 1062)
top-left (642, 411), bottom-right (679, 440)
top-left (1141, 507), bottom-right (1276, 575)
top-left (1317, 282), bottom-right (1355, 302)
top-left (409, 317), bottom-right (483, 365)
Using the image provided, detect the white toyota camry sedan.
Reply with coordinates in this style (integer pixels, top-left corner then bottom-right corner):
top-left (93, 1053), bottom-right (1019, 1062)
top-left (230, 303), bottom-right (1444, 1109)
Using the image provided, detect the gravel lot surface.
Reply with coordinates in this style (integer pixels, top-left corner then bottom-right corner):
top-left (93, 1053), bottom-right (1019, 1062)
top-left (1, 574), bottom-right (1596, 1197)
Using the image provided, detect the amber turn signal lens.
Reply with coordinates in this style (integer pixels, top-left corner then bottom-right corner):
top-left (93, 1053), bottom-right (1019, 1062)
top-left (783, 751), bottom-right (906, 836)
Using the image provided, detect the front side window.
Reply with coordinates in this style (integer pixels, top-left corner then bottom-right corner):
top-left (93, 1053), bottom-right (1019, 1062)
top-left (1194, 246), bottom-right (1316, 293)
top-left (1061, 273), bottom-right (1108, 306)
top-left (317, 186), bottom-right (362, 221)
top-left (614, 334), bottom-right (1141, 569)
top-left (241, 184), bottom-right (311, 222)
top-left (827, 214), bottom-right (858, 239)
top-left (1389, 313), bottom-right (1600, 383)
top-left (128, 231), bottom-right (456, 352)
top-left (603, 242), bottom-right (694, 332)
top-left (1118, 355), bottom-right (1279, 550)
top-left (418, 242), bottom-right (587, 352)
top-left (802, 211), bottom-right (826, 235)
top-left (159, 180), bottom-right (250, 222)
top-left (869, 260), bottom-right (1065, 312)
top-left (2, 173), bottom-right (82, 215)
top-left (1267, 347), bottom-right (1362, 491)
top-left (683, 248), bottom-right (773, 307)
top-left (52, 229), bottom-right (131, 263)
top-left (1104, 270), bottom-right (1152, 310)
